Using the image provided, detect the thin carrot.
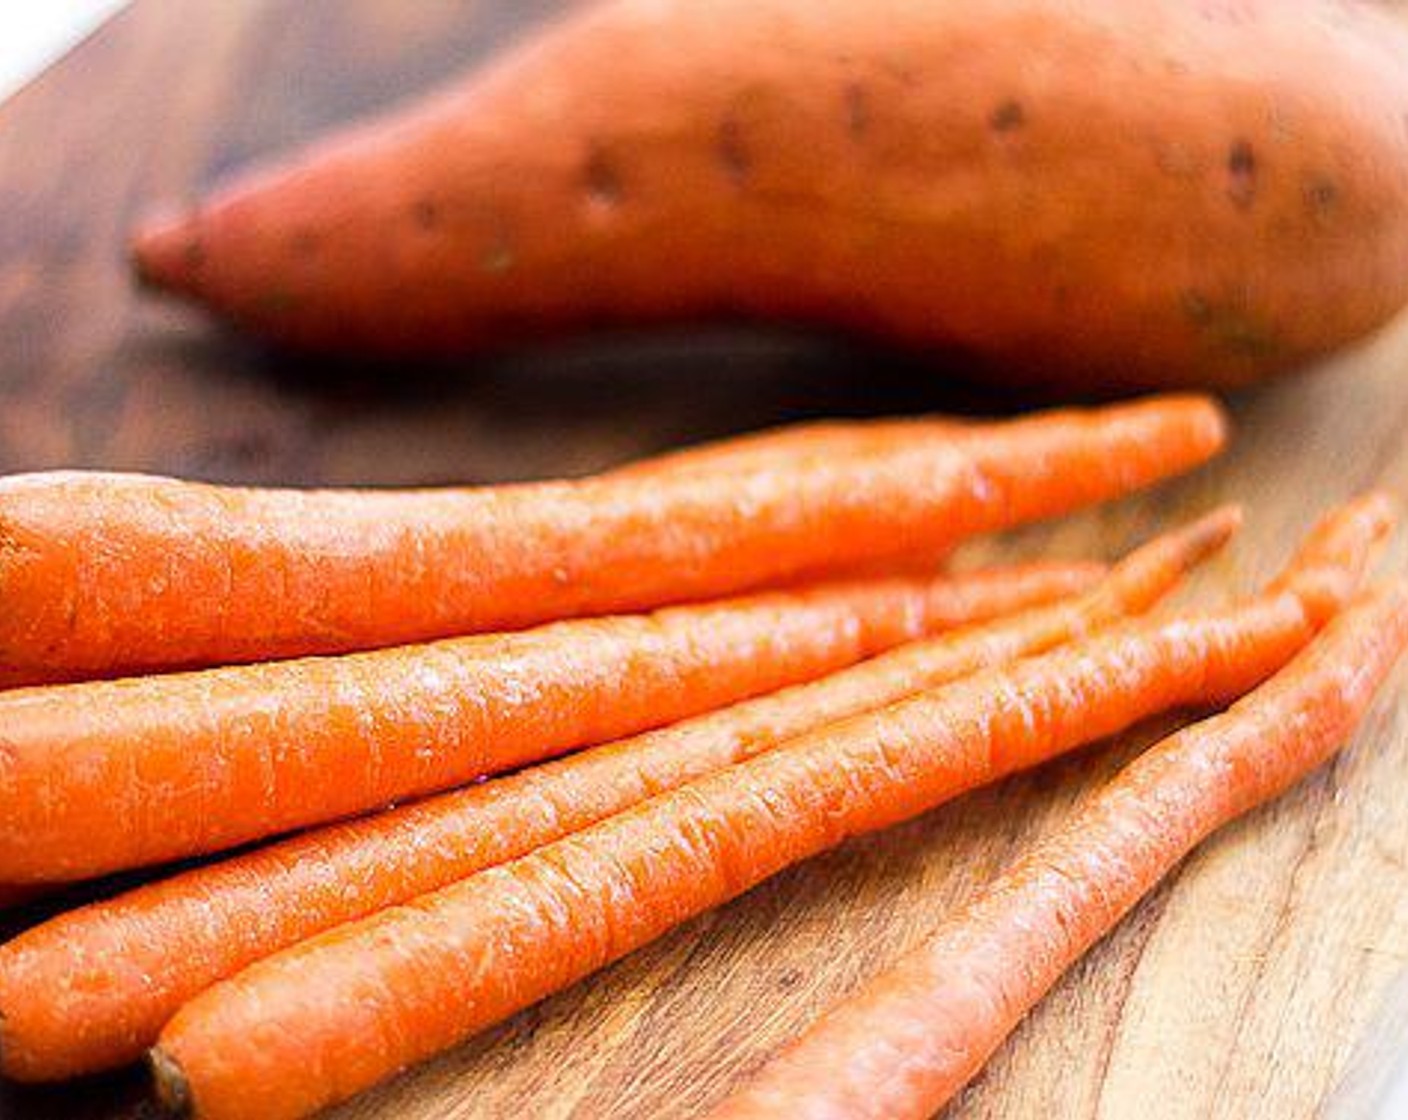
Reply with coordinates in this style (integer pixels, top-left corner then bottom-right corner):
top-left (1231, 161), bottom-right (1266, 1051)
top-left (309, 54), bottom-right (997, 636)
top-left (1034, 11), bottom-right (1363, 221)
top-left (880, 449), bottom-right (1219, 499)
top-left (0, 395), bottom-right (1224, 682)
top-left (616, 419), bottom-right (969, 575)
top-left (0, 510), bottom-right (1232, 1081)
top-left (711, 583), bottom-right (1408, 1120)
top-left (147, 496), bottom-right (1392, 1120)
top-left (611, 416), bottom-right (971, 479)
top-left (0, 417), bottom-right (974, 691)
top-left (0, 560), bottom-right (1095, 884)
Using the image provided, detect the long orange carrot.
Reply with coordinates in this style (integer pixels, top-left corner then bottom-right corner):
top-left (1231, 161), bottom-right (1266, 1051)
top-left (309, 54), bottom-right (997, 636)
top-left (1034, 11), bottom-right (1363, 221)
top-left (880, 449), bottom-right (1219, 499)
top-left (0, 560), bottom-right (1094, 884)
top-left (617, 419), bottom-right (967, 574)
top-left (147, 497), bottom-right (1391, 1120)
top-left (0, 396), bottom-right (1223, 682)
top-left (624, 418), bottom-right (994, 582)
top-left (612, 416), bottom-right (971, 479)
top-left (711, 583), bottom-right (1408, 1120)
top-left (0, 511), bottom-right (1232, 1081)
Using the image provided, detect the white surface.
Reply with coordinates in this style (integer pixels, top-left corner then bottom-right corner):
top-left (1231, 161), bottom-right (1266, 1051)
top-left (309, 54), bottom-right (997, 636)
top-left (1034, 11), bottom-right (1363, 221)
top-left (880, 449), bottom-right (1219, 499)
top-left (0, 1), bottom-right (130, 101)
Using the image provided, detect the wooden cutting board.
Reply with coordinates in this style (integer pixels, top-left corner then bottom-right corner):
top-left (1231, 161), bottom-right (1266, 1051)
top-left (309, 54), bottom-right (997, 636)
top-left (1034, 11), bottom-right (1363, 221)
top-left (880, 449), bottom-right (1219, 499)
top-left (3, 3), bottom-right (1408, 1117)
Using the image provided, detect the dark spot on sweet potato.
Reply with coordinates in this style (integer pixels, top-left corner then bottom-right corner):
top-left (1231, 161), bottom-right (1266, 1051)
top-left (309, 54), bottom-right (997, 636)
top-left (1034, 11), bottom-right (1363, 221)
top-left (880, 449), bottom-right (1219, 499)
top-left (845, 83), bottom-right (870, 139)
top-left (718, 117), bottom-right (751, 185)
top-left (291, 230), bottom-right (320, 256)
top-left (476, 210), bottom-right (517, 275)
top-left (1181, 289), bottom-right (1279, 358)
top-left (989, 99), bottom-right (1026, 132)
top-left (584, 148), bottom-right (624, 209)
top-left (412, 199), bottom-right (440, 229)
top-left (182, 240), bottom-right (206, 270)
top-left (1303, 174), bottom-right (1339, 218)
top-left (1227, 139), bottom-right (1257, 208)
top-left (257, 290), bottom-right (300, 314)
top-left (480, 243), bottom-right (515, 275)
top-left (1216, 316), bottom-right (1279, 359)
top-left (1181, 290), bottom-right (1214, 326)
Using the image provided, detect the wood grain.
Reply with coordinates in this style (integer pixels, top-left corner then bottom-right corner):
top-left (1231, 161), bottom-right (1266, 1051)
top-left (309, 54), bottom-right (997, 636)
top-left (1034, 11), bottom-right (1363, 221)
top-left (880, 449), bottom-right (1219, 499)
top-left (1, 3), bottom-right (1408, 1118)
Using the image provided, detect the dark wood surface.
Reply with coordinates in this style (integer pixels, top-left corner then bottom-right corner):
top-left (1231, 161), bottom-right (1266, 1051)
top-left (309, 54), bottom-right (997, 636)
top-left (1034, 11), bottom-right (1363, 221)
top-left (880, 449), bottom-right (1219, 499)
top-left (3, 3), bottom-right (1408, 1118)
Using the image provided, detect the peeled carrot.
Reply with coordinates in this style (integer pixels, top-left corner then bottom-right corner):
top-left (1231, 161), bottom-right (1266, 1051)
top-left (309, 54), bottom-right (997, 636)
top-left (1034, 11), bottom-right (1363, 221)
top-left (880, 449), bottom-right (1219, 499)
top-left (0, 510), bottom-right (1232, 1081)
top-left (619, 416), bottom-right (989, 581)
top-left (711, 583), bottom-right (1408, 1120)
top-left (0, 396), bottom-right (1223, 682)
top-left (148, 497), bottom-right (1391, 1120)
top-left (0, 560), bottom-right (1095, 885)
top-left (0, 417), bottom-right (953, 688)
top-left (612, 416), bottom-right (970, 479)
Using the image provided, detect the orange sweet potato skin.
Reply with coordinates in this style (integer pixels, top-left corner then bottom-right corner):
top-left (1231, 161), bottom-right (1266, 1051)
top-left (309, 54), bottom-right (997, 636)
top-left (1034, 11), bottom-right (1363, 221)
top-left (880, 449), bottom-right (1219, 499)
top-left (132, 0), bottom-right (1408, 389)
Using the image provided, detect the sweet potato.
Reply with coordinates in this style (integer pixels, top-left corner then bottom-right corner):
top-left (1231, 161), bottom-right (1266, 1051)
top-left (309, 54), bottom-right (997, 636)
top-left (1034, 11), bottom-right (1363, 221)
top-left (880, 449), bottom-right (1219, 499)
top-left (132, 0), bottom-right (1408, 389)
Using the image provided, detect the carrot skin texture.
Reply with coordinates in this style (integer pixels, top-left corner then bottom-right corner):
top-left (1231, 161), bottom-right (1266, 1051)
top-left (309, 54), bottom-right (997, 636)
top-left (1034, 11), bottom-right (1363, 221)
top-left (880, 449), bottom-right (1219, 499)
top-left (0, 512), bottom-right (1232, 1081)
top-left (0, 562), bottom-right (1097, 885)
top-left (610, 417), bottom-right (972, 480)
top-left (0, 397), bottom-right (1224, 680)
top-left (129, 0), bottom-right (1408, 390)
top-left (148, 500), bottom-right (1390, 1120)
top-left (711, 584), bottom-right (1408, 1120)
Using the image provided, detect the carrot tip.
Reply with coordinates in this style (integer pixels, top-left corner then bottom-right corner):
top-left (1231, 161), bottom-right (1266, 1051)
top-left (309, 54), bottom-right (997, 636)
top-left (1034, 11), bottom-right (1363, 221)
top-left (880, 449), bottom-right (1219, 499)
top-left (1196, 396), bottom-right (1231, 449)
top-left (1268, 492), bottom-right (1401, 626)
top-left (1177, 504), bottom-right (1243, 564)
top-left (149, 1047), bottom-right (193, 1118)
top-left (1159, 394), bottom-right (1231, 456)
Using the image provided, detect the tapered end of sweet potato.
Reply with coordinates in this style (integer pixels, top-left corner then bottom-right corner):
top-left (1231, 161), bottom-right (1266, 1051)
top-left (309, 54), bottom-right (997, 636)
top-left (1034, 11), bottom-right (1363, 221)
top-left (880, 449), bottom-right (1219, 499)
top-left (129, 210), bottom-right (203, 297)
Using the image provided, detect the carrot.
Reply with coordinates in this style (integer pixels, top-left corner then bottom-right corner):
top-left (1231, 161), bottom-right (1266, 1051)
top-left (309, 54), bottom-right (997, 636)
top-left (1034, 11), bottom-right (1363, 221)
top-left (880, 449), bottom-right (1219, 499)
top-left (620, 416), bottom-right (989, 581)
top-left (0, 559), bottom-right (1096, 885)
top-left (128, 0), bottom-right (1408, 390)
top-left (611, 416), bottom-right (971, 480)
top-left (147, 497), bottom-right (1392, 1120)
top-left (0, 396), bottom-right (1223, 681)
top-left (0, 510), bottom-right (1232, 1081)
top-left (710, 583), bottom-right (1408, 1120)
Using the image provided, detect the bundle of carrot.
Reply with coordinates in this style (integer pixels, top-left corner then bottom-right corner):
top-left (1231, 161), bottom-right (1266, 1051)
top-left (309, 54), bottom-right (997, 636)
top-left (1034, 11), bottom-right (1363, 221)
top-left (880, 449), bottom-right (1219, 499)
top-left (0, 392), bottom-right (1403, 1119)
top-left (0, 503), bottom-right (1236, 1078)
top-left (142, 494), bottom-right (1400, 1120)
